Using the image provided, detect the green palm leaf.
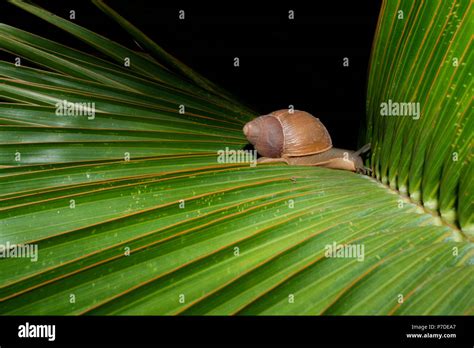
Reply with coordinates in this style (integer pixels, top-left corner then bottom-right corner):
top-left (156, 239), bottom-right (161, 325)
top-left (0, 0), bottom-right (472, 315)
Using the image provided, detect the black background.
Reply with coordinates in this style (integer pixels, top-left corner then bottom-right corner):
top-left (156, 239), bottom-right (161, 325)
top-left (1, 315), bottom-right (473, 346)
top-left (1, 0), bottom-right (381, 150)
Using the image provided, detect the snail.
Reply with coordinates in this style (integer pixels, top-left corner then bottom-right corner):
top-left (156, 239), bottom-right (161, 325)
top-left (243, 109), bottom-right (371, 173)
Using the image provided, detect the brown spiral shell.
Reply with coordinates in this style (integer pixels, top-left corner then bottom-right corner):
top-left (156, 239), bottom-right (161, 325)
top-left (243, 109), bottom-right (332, 158)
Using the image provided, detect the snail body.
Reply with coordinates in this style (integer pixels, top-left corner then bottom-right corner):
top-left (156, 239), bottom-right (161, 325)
top-left (243, 109), bottom-right (370, 173)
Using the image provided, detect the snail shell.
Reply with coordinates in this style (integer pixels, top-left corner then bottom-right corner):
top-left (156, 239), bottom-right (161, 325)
top-left (243, 109), bottom-right (332, 158)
